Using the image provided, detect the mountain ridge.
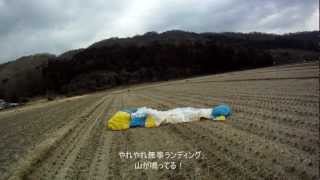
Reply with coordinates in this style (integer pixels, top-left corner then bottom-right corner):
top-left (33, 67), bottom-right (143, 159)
top-left (0, 30), bottom-right (319, 101)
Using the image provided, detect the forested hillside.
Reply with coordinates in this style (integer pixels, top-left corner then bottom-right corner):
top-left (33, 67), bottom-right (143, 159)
top-left (0, 30), bottom-right (319, 101)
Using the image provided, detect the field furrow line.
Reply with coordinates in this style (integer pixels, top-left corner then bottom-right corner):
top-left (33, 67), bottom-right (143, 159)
top-left (141, 90), bottom-right (319, 132)
top-left (138, 91), bottom-right (319, 154)
top-left (10, 94), bottom-right (110, 180)
top-left (136, 92), bottom-right (318, 179)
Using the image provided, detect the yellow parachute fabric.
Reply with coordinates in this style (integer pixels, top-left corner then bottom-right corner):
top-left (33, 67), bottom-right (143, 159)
top-left (214, 115), bottom-right (226, 121)
top-left (107, 111), bottom-right (131, 130)
top-left (145, 115), bottom-right (157, 128)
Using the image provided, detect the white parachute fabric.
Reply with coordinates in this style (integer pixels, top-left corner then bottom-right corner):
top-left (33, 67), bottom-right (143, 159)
top-left (134, 107), bottom-right (213, 126)
top-left (107, 104), bottom-right (231, 130)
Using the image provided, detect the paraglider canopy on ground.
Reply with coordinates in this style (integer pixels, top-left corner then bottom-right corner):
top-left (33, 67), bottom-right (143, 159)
top-left (107, 104), bottom-right (232, 130)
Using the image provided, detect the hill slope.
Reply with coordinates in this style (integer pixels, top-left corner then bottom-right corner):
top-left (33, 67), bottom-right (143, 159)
top-left (0, 54), bottom-right (55, 101)
top-left (0, 30), bottom-right (319, 101)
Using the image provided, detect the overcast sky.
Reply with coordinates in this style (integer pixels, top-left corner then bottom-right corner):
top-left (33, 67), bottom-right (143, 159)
top-left (0, 0), bottom-right (318, 63)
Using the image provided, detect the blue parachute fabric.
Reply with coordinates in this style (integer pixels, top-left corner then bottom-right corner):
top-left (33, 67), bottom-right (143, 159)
top-left (130, 116), bottom-right (146, 127)
top-left (211, 104), bottom-right (232, 118)
top-left (130, 112), bottom-right (147, 127)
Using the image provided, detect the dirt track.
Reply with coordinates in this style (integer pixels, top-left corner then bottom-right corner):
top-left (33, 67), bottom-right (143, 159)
top-left (0, 62), bottom-right (319, 180)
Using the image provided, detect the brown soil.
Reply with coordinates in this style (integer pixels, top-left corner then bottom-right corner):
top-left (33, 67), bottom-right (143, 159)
top-left (0, 62), bottom-right (319, 180)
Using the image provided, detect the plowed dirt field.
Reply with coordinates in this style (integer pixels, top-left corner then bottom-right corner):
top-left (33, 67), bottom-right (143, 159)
top-left (1, 62), bottom-right (319, 180)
